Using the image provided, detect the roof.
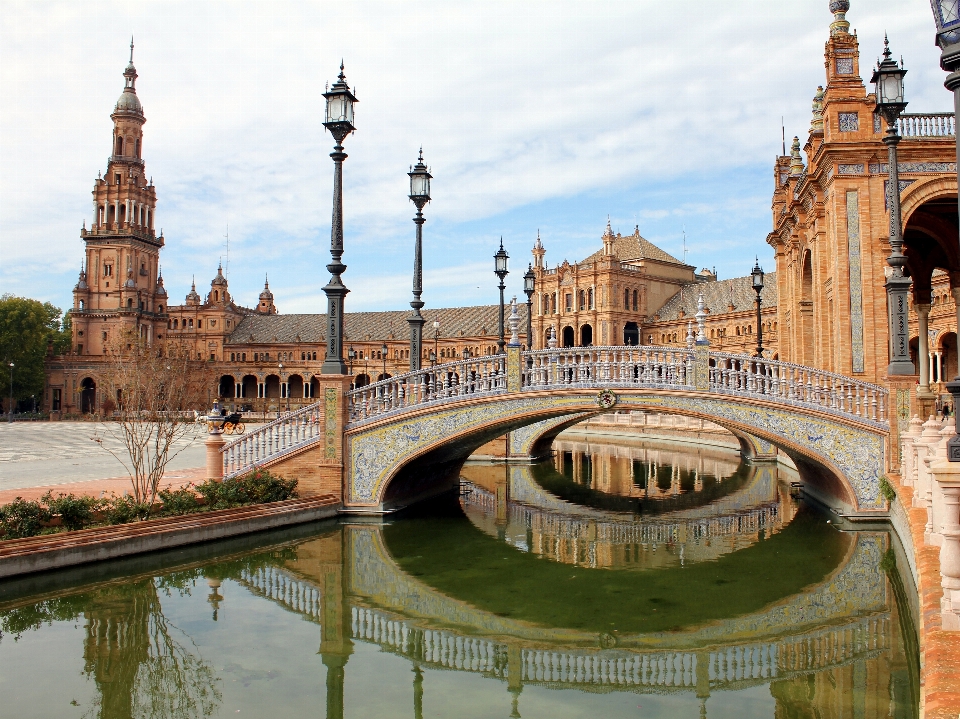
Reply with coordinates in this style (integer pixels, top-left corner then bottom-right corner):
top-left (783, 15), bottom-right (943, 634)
top-left (226, 304), bottom-right (529, 345)
top-left (652, 273), bottom-right (778, 323)
top-left (580, 230), bottom-right (686, 266)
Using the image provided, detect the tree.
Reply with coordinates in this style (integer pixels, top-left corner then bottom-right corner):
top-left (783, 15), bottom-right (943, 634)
top-left (94, 331), bottom-right (214, 514)
top-left (0, 294), bottom-right (69, 410)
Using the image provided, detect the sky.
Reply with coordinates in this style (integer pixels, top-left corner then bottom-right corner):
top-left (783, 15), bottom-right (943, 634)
top-left (0, 0), bottom-right (951, 316)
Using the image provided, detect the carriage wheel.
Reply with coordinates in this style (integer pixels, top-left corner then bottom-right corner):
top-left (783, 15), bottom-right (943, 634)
top-left (234, 423), bottom-right (245, 434)
top-left (223, 422), bottom-right (234, 435)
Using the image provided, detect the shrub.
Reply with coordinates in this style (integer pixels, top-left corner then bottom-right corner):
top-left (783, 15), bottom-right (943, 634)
top-left (158, 486), bottom-right (202, 516)
top-left (196, 469), bottom-right (297, 510)
top-left (103, 495), bottom-right (150, 524)
top-left (0, 499), bottom-right (50, 539)
top-left (879, 476), bottom-right (896, 503)
top-left (41, 492), bottom-right (102, 531)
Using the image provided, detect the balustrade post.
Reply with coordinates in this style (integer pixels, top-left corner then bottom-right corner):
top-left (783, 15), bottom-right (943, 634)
top-left (930, 454), bottom-right (960, 631)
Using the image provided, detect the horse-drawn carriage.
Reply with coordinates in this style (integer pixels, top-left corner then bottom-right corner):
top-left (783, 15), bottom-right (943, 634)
top-left (206, 411), bottom-right (246, 435)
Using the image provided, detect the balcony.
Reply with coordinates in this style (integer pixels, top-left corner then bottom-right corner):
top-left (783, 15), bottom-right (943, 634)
top-left (897, 113), bottom-right (955, 138)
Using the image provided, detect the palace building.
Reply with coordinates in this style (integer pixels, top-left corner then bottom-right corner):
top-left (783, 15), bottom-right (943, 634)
top-left (46, 1), bottom-right (960, 418)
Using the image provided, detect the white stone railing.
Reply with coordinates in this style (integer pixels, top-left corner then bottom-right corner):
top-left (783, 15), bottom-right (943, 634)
top-left (898, 113), bottom-right (955, 138)
top-left (709, 352), bottom-right (888, 424)
top-left (220, 401), bottom-right (325, 479)
top-left (347, 355), bottom-right (507, 424)
top-left (522, 346), bottom-right (693, 390)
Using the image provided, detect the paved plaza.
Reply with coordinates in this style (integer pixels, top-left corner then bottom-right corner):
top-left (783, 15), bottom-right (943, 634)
top-left (0, 421), bottom-right (223, 498)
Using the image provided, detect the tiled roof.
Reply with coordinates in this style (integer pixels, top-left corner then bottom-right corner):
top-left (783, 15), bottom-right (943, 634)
top-left (652, 273), bottom-right (778, 323)
top-left (226, 304), bottom-right (529, 345)
top-left (580, 231), bottom-right (685, 266)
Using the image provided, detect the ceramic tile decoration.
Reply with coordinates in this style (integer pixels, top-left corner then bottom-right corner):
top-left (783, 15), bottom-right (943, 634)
top-left (846, 191), bottom-right (865, 374)
top-left (838, 164), bottom-right (864, 175)
top-left (836, 57), bottom-right (854, 75)
top-left (838, 112), bottom-right (859, 132)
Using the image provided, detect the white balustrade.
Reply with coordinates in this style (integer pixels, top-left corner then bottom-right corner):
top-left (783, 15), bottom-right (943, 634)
top-left (347, 355), bottom-right (507, 424)
top-left (220, 401), bottom-right (325, 479)
top-left (522, 346), bottom-right (693, 389)
top-left (897, 113), bottom-right (956, 138)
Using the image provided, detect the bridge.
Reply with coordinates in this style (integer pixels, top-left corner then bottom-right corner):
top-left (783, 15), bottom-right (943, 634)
top-left (218, 341), bottom-right (890, 515)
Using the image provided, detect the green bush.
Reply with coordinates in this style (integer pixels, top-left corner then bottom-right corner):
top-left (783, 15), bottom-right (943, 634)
top-left (196, 469), bottom-right (298, 510)
top-left (40, 492), bottom-right (102, 531)
top-left (0, 499), bottom-right (50, 539)
top-left (879, 475), bottom-right (896, 503)
top-left (102, 495), bottom-right (150, 525)
top-left (158, 487), bottom-right (202, 516)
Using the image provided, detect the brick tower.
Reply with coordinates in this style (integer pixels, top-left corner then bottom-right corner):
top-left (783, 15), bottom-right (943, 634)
top-left (72, 40), bottom-right (165, 356)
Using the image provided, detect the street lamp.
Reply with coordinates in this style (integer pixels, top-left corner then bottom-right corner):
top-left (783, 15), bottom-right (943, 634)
top-left (277, 362), bottom-right (283, 418)
top-left (523, 263), bottom-right (535, 350)
top-left (381, 342), bottom-right (388, 380)
top-left (347, 346), bottom-right (356, 388)
top-left (7, 362), bottom-right (13, 423)
top-left (494, 239), bottom-right (509, 353)
top-left (872, 37), bottom-right (915, 377)
top-left (429, 349), bottom-right (436, 367)
top-left (408, 149), bottom-right (432, 372)
top-left (321, 63), bottom-right (357, 376)
top-left (433, 318), bottom-right (440, 364)
top-left (751, 259), bottom-right (765, 358)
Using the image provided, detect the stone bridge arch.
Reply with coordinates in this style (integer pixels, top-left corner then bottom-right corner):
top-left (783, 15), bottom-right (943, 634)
top-left (345, 388), bottom-right (885, 514)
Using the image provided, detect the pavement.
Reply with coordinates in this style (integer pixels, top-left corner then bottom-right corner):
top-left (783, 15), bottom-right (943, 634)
top-left (0, 420), bottom-right (260, 504)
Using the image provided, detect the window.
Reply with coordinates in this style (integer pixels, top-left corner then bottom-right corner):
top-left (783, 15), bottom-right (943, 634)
top-left (104, 263), bottom-right (113, 277)
top-left (242, 353), bottom-right (246, 361)
top-left (79, 300), bottom-right (85, 310)
top-left (588, 288), bottom-right (594, 309)
top-left (114, 173), bottom-right (121, 186)
top-left (633, 290), bottom-right (638, 311)
top-left (77, 344), bottom-right (83, 354)
top-left (102, 331), bottom-right (107, 341)
top-left (188, 319), bottom-right (193, 329)
top-left (624, 289), bottom-right (629, 308)
top-left (197, 320), bottom-right (202, 329)
top-left (127, 298), bottom-right (133, 308)
top-left (116, 136), bottom-right (124, 155)
top-left (135, 138), bottom-right (140, 158)
top-left (565, 293), bottom-right (572, 311)
top-left (578, 290), bottom-right (585, 311)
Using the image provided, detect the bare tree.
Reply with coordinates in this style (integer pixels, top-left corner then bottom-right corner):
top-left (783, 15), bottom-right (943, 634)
top-left (93, 331), bottom-right (214, 513)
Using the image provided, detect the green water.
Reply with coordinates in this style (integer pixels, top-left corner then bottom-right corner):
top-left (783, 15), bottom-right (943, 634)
top-left (0, 444), bottom-right (920, 718)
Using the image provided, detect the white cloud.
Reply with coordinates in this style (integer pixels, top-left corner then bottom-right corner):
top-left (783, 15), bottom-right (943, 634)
top-left (0, 0), bottom-right (949, 310)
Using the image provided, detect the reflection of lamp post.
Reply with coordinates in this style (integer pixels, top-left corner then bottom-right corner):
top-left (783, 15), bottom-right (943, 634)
top-left (494, 240), bottom-right (509, 353)
top-left (381, 342), bottom-right (388, 380)
top-left (408, 150), bottom-right (432, 372)
top-left (7, 362), bottom-right (13, 422)
top-left (930, 2), bottom-right (960, 457)
top-left (751, 259), bottom-right (765, 358)
top-left (321, 63), bottom-right (357, 376)
top-left (872, 37), bottom-right (914, 376)
top-left (523, 264), bottom-right (535, 350)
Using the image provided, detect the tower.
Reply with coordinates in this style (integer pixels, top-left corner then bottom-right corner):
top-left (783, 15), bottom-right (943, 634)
top-left (258, 275), bottom-right (277, 314)
top-left (73, 40), bottom-right (164, 356)
top-left (531, 231), bottom-right (545, 269)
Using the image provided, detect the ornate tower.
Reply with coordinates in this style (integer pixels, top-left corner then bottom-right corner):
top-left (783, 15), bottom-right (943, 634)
top-left (73, 41), bottom-right (165, 356)
top-left (257, 275), bottom-right (277, 314)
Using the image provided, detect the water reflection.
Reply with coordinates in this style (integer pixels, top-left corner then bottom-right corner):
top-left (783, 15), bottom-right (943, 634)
top-left (0, 449), bottom-right (920, 718)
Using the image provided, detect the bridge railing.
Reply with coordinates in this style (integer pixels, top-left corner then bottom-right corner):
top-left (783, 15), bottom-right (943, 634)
top-left (347, 354), bottom-right (507, 423)
top-left (220, 400), bottom-right (325, 479)
top-left (709, 352), bottom-right (887, 423)
top-left (522, 346), bottom-right (693, 389)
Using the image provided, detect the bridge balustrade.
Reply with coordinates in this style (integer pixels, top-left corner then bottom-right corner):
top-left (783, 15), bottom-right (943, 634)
top-left (221, 402), bottom-right (325, 479)
top-left (709, 352), bottom-right (887, 422)
top-left (347, 355), bottom-right (506, 422)
top-left (522, 346), bottom-right (692, 388)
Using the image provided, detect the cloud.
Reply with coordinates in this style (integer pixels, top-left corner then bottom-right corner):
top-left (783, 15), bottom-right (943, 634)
top-left (0, 0), bottom-right (949, 311)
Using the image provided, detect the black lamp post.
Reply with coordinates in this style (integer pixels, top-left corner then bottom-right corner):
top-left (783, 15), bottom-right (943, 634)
top-left (381, 342), bottom-right (388, 380)
top-left (523, 263), bottom-right (535, 350)
top-left (408, 150), bottom-right (432, 372)
top-left (347, 347), bottom-right (355, 389)
top-left (433, 318), bottom-right (440, 364)
top-left (751, 259), bottom-right (765, 358)
top-left (494, 240), bottom-right (509, 353)
top-left (931, 1), bottom-right (960, 459)
top-left (321, 63), bottom-right (357, 376)
top-left (872, 38), bottom-right (915, 376)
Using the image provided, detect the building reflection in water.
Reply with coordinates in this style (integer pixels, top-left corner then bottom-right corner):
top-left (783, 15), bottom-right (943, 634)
top-left (0, 448), bottom-right (919, 719)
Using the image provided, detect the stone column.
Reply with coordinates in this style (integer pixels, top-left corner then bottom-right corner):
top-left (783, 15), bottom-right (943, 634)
top-left (930, 457), bottom-right (960, 630)
top-left (915, 416), bottom-right (942, 512)
top-left (917, 304), bottom-right (935, 418)
top-left (900, 414), bottom-right (924, 487)
top-left (205, 424), bottom-right (225, 482)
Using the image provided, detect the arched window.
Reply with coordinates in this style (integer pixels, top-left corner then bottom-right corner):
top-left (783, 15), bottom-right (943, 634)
top-left (624, 289), bottom-right (630, 308)
top-left (116, 136), bottom-right (124, 155)
top-left (135, 139), bottom-right (141, 158)
top-left (633, 290), bottom-right (638, 311)
top-left (127, 298), bottom-right (133, 308)
top-left (158, 305), bottom-right (163, 313)
top-left (588, 288), bottom-right (594, 309)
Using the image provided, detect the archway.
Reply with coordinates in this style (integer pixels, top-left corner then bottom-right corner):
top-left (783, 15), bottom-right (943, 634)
top-left (562, 326), bottom-right (575, 348)
top-left (355, 374), bottom-right (371, 388)
top-left (800, 249), bottom-right (814, 365)
top-left (288, 374), bottom-right (304, 399)
top-left (218, 375), bottom-right (235, 398)
top-left (623, 322), bottom-right (639, 346)
top-left (580, 324), bottom-right (593, 347)
top-left (264, 375), bottom-right (281, 398)
top-left (241, 375), bottom-right (257, 399)
top-left (80, 377), bottom-right (97, 414)
top-left (942, 332), bottom-right (958, 383)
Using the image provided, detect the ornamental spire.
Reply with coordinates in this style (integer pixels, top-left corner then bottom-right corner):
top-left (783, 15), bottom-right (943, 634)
top-left (829, 0), bottom-right (851, 37)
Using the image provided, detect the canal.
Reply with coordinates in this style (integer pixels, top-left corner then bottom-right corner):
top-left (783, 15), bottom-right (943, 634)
top-left (0, 434), bottom-right (920, 718)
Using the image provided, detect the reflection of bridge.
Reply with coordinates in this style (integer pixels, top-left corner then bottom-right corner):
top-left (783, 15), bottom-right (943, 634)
top-left (226, 525), bottom-right (893, 697)
top-left (221, 345), bottom-right (891, 515)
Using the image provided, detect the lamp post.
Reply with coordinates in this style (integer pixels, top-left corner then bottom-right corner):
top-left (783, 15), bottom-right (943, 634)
top-left (429, 350), bottom-right (436, 367)
top-left (523, 263), bottom-right (535, 350)
top-left (751, 259), bottom-right (765, 358)
top-left (7, 362), bottom-right (13, 422)
top-left (433, 318), bottom-right (440, 364)
top-left (381, 342), bottom-right (388, 380)
top-left (321, 63), bottom-right (357, 376)
top-left (347, 346), bottom-right (356, 388)
top-left (408, 150), bottom-right (432, 372)
top-left (872, 37), bottom-right (915, 376)
top-left (277, 363), bottom-right (283, 418)
top-left (494, 240), bottom-right (509, 353)
top-left (931, 0), bottom-right (960, 458)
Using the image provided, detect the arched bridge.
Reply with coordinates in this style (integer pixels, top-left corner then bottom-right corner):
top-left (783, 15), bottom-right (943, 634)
top-left (220, 345), bottom-right (890, 515)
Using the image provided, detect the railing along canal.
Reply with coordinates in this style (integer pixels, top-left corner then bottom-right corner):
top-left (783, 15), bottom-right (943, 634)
top-left (345, 345), bottom-right (887, 427)
top-left (221, 401), bottom-right (325, 479)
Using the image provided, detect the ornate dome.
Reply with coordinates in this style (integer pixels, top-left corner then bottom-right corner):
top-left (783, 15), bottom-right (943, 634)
top-left (829, 0), bottom-right (849, 13)
top-left (260, 276), bottom-right (274, 301)
top-left (212, 263), bottom-right (228, 286)
top-left (155, 270), bottom-right (167, 297)
top-left (186, 278), bottom-right (201, 304)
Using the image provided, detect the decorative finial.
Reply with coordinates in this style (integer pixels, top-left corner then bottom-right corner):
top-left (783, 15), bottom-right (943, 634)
top-left (696, 291), bottom-right (708, 344)
top-left (686, 321), bottom-right (695, 350)
top-left (129, 36), bottom-right (134, 63)
top-left (789, 136), bottom-right (804, 176)
top-left (508, 297), bottom-right (521, 346)
top-left (548, 326), bottom-right (558, 349)
top-left (264, 273), bottom-right (269, 288)
top-left (829, 0), bottom-right (851, 36)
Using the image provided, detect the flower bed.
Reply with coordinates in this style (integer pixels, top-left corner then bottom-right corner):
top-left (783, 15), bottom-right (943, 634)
top-left (0, 469), bottom-right (297, 539)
